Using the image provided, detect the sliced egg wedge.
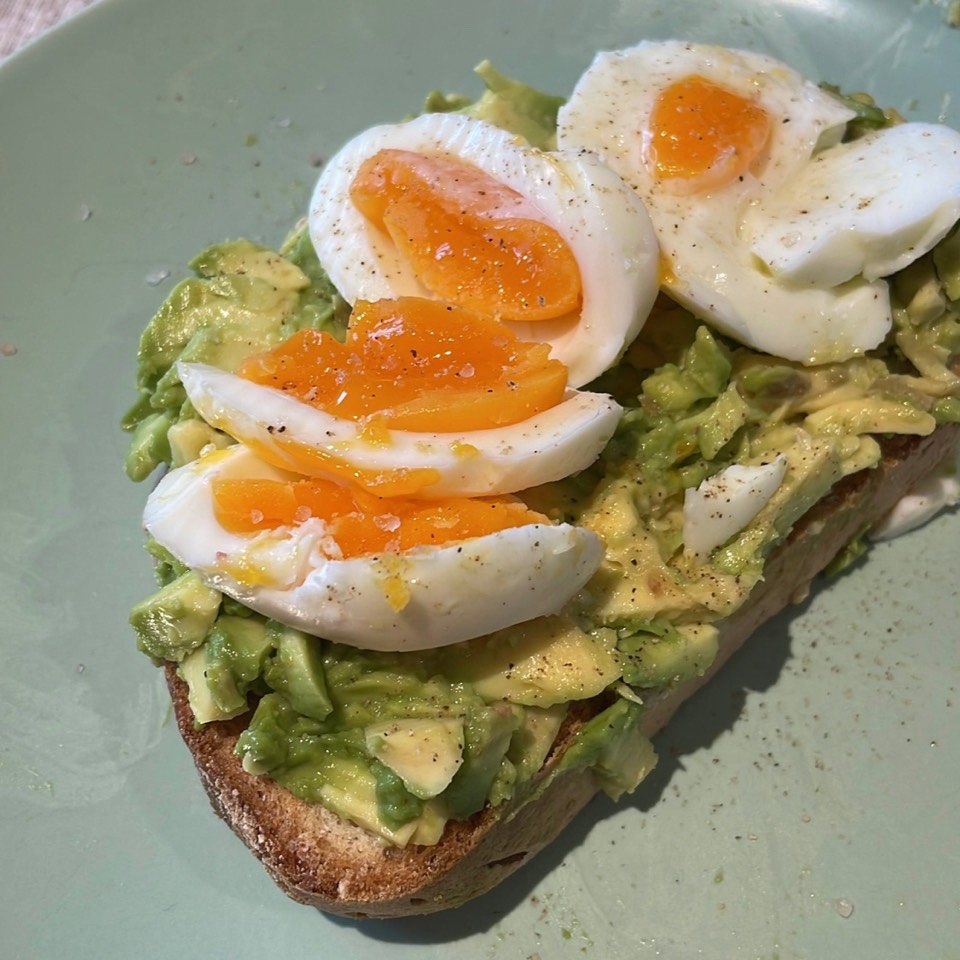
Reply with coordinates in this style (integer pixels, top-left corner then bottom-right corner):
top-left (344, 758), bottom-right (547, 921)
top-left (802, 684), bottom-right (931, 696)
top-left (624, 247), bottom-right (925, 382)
top-left (143, 444), bottom-right (605, 651)
top-left (308, 111), bottom-right (660, 387)
top-left (557, 40), bottom-right (960, 365)
top-left (179, 297), bottom-right (623, 498)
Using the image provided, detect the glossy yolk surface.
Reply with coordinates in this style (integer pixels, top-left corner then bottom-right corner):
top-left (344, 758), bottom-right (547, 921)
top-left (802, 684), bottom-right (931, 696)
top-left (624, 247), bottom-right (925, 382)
top-left (349, 148), bottom-right (582, 322)
top-left (212, 475), bottom-right (547, 557)
top-left (648, 75), bottom-right (771, 193)
top-left (238, 296), bottom-right (568, 434)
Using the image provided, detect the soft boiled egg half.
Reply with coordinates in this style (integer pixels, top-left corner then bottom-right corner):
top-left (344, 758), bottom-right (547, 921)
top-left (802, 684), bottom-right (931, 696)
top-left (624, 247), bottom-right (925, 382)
top-left (557, 41), bottom-right (960, 365)
top-left (307, 111), bottom-right (660, 388)
top-left (143, 444), bottom-right (604, 651)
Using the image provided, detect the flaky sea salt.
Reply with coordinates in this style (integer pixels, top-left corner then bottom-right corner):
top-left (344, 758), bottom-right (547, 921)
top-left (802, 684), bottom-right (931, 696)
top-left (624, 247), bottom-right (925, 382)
top-left (145, 269), bottom-right (171, 286)
top-left (374, 514), bottom-right (401, 533)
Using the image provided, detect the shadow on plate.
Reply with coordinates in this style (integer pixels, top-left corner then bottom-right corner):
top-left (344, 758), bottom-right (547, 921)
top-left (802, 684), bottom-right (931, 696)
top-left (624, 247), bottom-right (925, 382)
top-left (332, 588), bottom-right (808, 944)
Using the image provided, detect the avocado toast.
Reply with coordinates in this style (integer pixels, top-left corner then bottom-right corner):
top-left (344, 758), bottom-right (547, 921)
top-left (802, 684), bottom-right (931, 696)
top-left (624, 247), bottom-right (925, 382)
top-left (123, 49), bottom-right (960, 916)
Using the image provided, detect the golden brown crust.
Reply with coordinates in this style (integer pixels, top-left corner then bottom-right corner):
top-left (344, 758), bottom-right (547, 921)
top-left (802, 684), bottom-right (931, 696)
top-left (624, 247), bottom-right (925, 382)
top-left (165, 424), bottom-right (959, 917)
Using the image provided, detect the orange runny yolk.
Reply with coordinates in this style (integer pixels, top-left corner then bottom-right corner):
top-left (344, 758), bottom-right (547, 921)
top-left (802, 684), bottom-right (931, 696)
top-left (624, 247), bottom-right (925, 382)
top-left (212, 476), bottom-right (547, 558)
top-left (648, 74), bottom-right (771, 193)
top-left (237, 296), bottom-right (568, 435)
top-left (349, 148), bottom-right (582, 322)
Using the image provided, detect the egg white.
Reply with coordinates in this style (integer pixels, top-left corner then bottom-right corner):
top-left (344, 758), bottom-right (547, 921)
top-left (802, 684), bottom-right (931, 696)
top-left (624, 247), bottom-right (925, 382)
top-left (556, 40), bottom-right (960, 365)
top-left (742, 121), bottom-right (960, 287)
top-left (308, 111), bottom-right (660, 387)
top-left (683, 455), bottom-right (789, 561)
top-left (179, 360), bottom-right (623, 498)
top-left (143, 444), bottom-right (605, 651)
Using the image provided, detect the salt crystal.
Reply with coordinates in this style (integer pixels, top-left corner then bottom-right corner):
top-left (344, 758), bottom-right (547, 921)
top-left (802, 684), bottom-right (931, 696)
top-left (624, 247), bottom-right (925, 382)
top-left (145, 269), bottom-right (171, 286)
top-left (836, 898), bottom-right (854, 919)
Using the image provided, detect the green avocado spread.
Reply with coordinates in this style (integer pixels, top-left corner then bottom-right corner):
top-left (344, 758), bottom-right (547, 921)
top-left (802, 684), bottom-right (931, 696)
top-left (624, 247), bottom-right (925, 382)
top-left (123, 66), bottom-right (960, 846)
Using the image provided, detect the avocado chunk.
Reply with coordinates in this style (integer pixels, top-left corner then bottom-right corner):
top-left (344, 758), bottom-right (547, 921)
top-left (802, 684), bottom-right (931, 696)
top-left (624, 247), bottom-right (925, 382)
top-left (144, 537), bottom-right (188, 587)
top-left (557, 698), bottom-right (657, 801)
top-left (364, 718), bottom-right (465, 800)
top-left (202, 615), bottom-right (273, 716)
top-left (178, 644), bottom-right (248, 724)
top-left (437, 615), bottom-right (620, 707)
top-left (641, 324), bottom-right (732, 413)
top-left (124, 409), bottom-right (175, 481)
top-left (462, 61), bottom-right (565, 150)
top-left (444, 703), bottom-right (522, 819)
top-left (506, 703), bottom-right (566, 784)
top-left (370, 761), bottom-right (425, 828)
top-left (236, 694), bottom-right (423, 845)
top-left (424, 60), bottom-right (565, 150)
top-left (319, 759), bottom-right (421, 846)
top-left (893, 252), bottom-right (960, 388)
top-left (166, 417), bottom-right (233, 468)
top-left (695, 385), bottom-right (752, 459)
top-left (136, 250), bottom-right (304, 390)
top-left (616, 621), bottom-right (720, 689)
top-left (933, 225), bottom-right (960, 300)
top-left (129, 570), bottom-right (220, 661)
top-left (151, 276), bottom-right (300, 383)
top-left (408, 798), bottom-right (449, 846)
top-left (189, 239), bottom-right (310, 291)
top-left (135, 276), bottom-right (281, 390)
top-left (277, 225), bottom-right (351, 334)
top-left (321, 642), bottom-right (483, 729)
top-left (235, 692), bottom-right (294, 774)
top-left (263, 623), bottom-right (333, 722)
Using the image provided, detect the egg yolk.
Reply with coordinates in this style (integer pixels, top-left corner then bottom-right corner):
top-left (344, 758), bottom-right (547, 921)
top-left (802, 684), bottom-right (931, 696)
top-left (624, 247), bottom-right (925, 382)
top-left (212, 475), bottom-right (547, 557)
top-left (243, 434), bottom-right (444, 499)
top-left (648, 75), bottom-right (771, 193)
top-left (349, 148), bottom-right (582, 322)
top-left (238, 296), bottom-right (568, 434)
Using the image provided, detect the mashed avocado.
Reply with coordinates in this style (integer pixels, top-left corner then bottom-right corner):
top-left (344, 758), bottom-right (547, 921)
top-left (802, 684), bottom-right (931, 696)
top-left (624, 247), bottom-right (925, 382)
top-left (123, 72), bottom-right (960, 846)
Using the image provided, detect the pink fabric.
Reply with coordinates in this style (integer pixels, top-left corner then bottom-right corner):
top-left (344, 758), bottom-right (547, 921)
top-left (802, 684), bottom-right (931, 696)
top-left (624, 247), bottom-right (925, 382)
top-left (0, 0), bottom-right (95, 58)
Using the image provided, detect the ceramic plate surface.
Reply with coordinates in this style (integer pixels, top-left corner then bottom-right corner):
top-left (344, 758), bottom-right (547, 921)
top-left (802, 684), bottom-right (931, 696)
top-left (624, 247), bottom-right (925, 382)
top-left (2, 1), bottom-right (958, 957)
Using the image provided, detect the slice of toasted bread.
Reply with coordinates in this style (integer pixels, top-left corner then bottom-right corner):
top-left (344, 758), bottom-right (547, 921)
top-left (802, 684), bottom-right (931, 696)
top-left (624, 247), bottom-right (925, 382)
top-left (164, 424), bottom-right (958, 917)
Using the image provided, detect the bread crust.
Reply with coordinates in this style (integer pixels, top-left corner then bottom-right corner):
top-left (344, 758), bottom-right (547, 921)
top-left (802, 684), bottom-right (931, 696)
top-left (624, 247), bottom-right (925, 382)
top-left (164, 424), bottom-right (958, 917)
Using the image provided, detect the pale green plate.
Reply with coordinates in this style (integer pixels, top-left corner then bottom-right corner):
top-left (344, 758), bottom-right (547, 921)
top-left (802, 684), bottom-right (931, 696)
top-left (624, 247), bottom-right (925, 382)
top-left (2, 1), bottom-right (958, 957)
